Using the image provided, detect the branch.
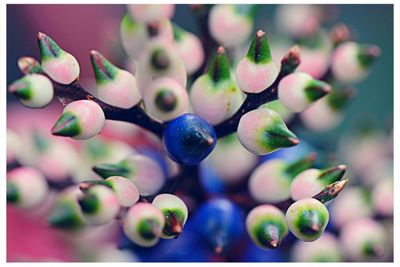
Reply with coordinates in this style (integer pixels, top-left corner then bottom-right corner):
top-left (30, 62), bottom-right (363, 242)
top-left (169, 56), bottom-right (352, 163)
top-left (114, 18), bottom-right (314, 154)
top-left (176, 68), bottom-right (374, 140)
top-left (214, 45), bottom-right (301, 138)
top-left (52, 80), bottom-right (165, 138)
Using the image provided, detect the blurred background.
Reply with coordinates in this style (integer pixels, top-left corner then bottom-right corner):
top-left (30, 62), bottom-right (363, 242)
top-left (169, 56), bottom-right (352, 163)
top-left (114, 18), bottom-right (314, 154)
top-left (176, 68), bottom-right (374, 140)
top-left (6, 4), bottom-right (393, 262)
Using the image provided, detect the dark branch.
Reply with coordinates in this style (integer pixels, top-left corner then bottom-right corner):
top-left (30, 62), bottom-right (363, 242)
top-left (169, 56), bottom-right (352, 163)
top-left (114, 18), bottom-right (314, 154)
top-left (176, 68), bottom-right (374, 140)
top-left (52, 80), bottom-right (165, 138)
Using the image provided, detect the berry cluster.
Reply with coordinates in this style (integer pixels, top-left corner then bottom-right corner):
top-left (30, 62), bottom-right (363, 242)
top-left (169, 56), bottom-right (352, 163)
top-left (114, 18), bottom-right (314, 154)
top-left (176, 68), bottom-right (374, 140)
top-left (7, 4), bottom-right (390, 262)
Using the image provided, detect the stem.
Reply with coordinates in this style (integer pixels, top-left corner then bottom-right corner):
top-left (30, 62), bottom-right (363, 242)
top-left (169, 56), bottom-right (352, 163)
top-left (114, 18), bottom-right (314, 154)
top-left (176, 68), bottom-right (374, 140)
top-left (52, 80), bottom-right (164, 138)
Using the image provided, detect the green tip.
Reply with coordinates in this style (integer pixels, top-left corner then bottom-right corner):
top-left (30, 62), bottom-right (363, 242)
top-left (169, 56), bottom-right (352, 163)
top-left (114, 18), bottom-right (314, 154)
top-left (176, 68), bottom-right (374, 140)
top-left (254, 222), bottom-right (282, 249)
top-left (92, 161), bottom-right (131, 179)
top-left (8, 78), bottom-right (32, 100)
top-left (280, 45), bottom-right (301, 75)
top-left (18, 57), bottom-right (43, 75)
top-left (313, 179), bottom-right (349, 203)
top-left (318, 164), bottom-right (347, 186)
top-left (78, 193), bottom-right (100, 214)
top-left (121, 13), bottom-right (136, 31)
top-left (90, 50), bottom-right (119, 84)
top-left (138, 218), bottom-right (161, 240)
top-left (304, 79), bottom-right (331, 102)
top-left (33, 130), bottom-right (50, 152)
top-left (48, 202), bottom-right (84, 230)
top-left (79, 180), bottom-right (112, 191)
top-left (357, 45), bottom-right (381, 69)
top-left (150, 48), bottom-right (170, 71)
top-left (260, 113), bottom-right (300, 152)
top-left (246, 30), bottom-right (273, 64)
top-left (207, 47), bottom-right (231, 83)
top-left (37, 32), bottom-right (63, 61)
top-left (155, 89), bottom-right (178, 112)
top-left (326, 88), bottom-right (355, 111)
top-left (285, 152), bottom-right (317, 178)
top-left (172, 23), bottom-right (185, 42)
top-left (51, 111), bottom-right (81, 137)
top-left (162, 209), bottom-right (185, 237)
top-left (7, 182), bottom-right (19, 203)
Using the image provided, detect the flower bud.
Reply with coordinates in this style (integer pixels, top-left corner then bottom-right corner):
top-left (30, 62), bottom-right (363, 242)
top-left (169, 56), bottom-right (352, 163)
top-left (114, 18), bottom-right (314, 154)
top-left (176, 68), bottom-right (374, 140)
top-left (237, 107), bottom-right (299, 155)
top-left (123, 203), bottom-right (165, 247)
top-left (51, 100), bottom-right (105, 140)
top-left (372, 178), bottom-right (393, 217)
top-left (152, 193), bottom-right (188, 239)
top-left (136, 39), bottom-right (186, 94)
top-left (209, 4), bottom-right (254, 48)
top-left (249, 153), bottom-right (316, 203)
top-left (162, 113), bottom-right (217, 166)
top-left (290, 164), bottom-right (347, 201)
top-left (246, 205), bottom-right (288, 249)
top-left (79, 176), bottom-right (140, 208)
top-left (278, 72), bottom-right (331, 112)
top-left (300, 88), bottom-right (355, 131)
top-left (18, 56), bottom-right (42, 74)
top-left (37, 32), bottom-right (80, 84)
top-left (78, 184), bottom-right (120, 225)
top-left (190, 47), bottom-right (244, 125)
top-left (204, 133), bottom-right (258, 184)
top-left (332, 42), bottom-right (380, 84)
top-left (173, 24), bottom-right (204, 75)
top-left (7, 167), bottom-right (48, 209)
top-left (340, 218), bottom-right (386, 261)
top-left (143, 77), bottom-right (189, 121)
top-left (90, 50), bottom-right (141, 109)
top-left (48, 186), bottom-right (85, 230)
top-left (291, 233), bottom-right (343, 262)
top-left (8, 74), bottom-right (54, 108)
top-left (236, 30), bottom-right (278, 93)
top-left (286, 198), bottom-right (329, 242)
top-left (93, 154), bottom-right (165, 196)
top-left (127, 4), bottom-right (175, 24)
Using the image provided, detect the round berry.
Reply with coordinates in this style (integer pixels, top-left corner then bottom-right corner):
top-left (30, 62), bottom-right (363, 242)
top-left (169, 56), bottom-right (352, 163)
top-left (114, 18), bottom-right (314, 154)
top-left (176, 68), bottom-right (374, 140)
top-left (163, 113), bottom-right (217, 166)
top-left (286, 198), bottom-right (329, 242)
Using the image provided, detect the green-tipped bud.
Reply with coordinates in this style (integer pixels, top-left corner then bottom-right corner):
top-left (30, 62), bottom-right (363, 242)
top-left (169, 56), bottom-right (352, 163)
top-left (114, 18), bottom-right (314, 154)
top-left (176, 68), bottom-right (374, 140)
top-left (18, 56), bottom-right (42, 74)
top-left (90, 50), bottom-right (141, 109)
top-left (246, 205), bottom-right (288, 249)
top-left (207, 47), bottom-right (231, 83)
top-left (123, 203), bottom-right (165, 247)
top-left (246, 30), bottom-right (272, 64)
top-left (152, 194), bottom-right (188, 239)
top-left (7, 167), bottom-right (48, 209)
top-left (278, 72), bottom-right (331, 112)
top-left (236, 30), bottom-right (279, 93)
top-left (332, 42), bottom-right (380, 84)
top-left (37, 32), bottom-right (80, 84)
top-left (318, 164), bottom-right (347, 186)
top-left (291, 164), bottom-right (347, 201)
top-left (313, 179), bottom-right (349, 203)
top-left (78, 185), bottom-right (120, 225)
top-left (238, 107), bottom-right (299, 155)
top-left (285, 152), bottom-right (317, 178)
top-left (9, 74), bottom-right (54, 108)
top-left (286, 198), bottom-right (329, 242)
top-left (51, 100), bottom-right (105, 140)
top-left (48, 187), bottom-right (85, 230)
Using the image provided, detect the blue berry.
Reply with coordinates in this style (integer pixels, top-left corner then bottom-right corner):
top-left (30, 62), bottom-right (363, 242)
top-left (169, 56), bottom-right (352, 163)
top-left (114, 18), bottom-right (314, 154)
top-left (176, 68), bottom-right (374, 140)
top-left (162, 113), bottom-right (217, 166)
top-left (193, 198), bottom-right (245, 253)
